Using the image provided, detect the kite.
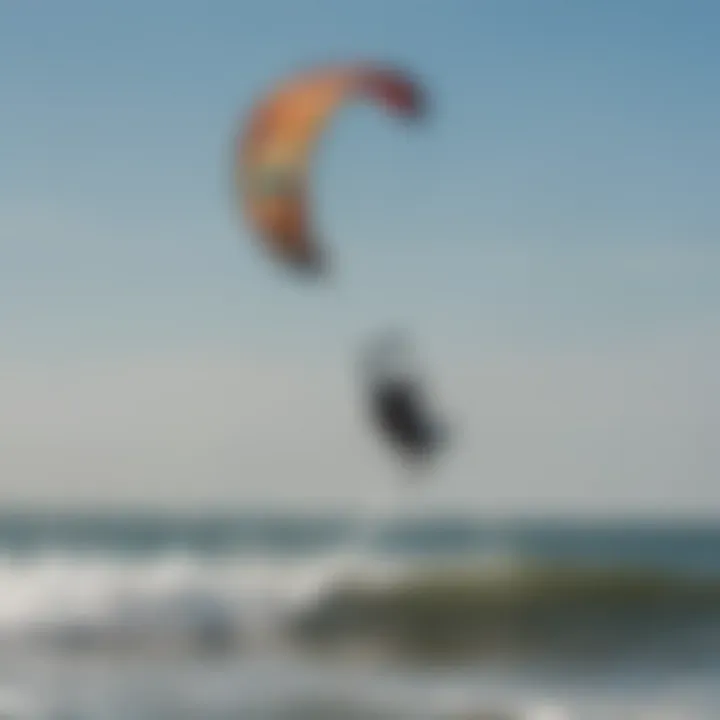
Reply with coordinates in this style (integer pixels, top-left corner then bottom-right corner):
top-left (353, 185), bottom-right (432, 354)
top-left (237, 62), bottom-right (426, 275)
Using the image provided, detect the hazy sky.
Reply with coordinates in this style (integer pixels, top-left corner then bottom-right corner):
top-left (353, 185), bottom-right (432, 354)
top-left (1, 1), bottom-right (718, 514)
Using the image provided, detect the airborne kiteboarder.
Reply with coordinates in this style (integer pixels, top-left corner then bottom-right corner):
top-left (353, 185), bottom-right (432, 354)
top-left (361, 330), bottom-right (450, 471)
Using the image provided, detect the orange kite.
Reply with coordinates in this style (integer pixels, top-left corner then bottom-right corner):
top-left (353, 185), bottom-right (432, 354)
top-left (237, 62), bottom-right (426, 276)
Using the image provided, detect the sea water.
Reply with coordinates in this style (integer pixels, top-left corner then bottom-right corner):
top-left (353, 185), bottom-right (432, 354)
top-left (0, 511), bottom-right (717, 719)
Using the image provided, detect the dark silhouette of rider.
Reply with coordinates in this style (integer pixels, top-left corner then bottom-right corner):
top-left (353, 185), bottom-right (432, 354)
top-left (361, 331), bottom-right (448, 465)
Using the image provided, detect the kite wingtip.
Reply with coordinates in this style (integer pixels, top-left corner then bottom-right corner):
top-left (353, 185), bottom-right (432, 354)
top-left (292, 245), bottom-right (328, 279)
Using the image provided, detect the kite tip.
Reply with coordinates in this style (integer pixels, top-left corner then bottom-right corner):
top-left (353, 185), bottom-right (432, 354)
top-left (292, 245), bottom-right (328, 279)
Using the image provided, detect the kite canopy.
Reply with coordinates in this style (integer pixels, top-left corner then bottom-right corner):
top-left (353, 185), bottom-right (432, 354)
top-left (237, 62), bottom-right (426, 275)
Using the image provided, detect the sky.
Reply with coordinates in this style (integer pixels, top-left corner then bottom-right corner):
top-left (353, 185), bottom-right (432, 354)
top-left (0, 0), bottom-right (718, 514)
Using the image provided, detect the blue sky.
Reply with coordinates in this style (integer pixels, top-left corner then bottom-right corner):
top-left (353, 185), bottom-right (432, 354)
top-left (0, 1), bottom-right (717, 512)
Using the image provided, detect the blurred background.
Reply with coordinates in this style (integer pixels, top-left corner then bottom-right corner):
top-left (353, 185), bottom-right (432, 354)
top-left (1, 1), bottom-right (718, 718)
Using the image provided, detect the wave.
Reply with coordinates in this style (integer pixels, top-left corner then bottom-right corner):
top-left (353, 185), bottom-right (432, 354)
top-left (0, 550), bottom-right (407, 651)
top-left (0, 550), bottom-right (719, 666)
top-left (296, 561), bottom-right (720, 665)
top-left (0, 512), bottom-right (719, 574)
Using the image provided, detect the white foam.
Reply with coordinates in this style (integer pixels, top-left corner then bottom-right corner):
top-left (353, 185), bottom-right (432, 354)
top-left (0, 550), bottom-right (413, 648)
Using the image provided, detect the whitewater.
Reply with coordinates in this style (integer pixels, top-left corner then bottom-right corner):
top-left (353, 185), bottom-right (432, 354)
top-left (0, 512), bottom-right (717, 719)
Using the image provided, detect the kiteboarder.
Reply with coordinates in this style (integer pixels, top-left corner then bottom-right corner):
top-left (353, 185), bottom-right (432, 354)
top-left (361, 331), bottom-right (449, 468)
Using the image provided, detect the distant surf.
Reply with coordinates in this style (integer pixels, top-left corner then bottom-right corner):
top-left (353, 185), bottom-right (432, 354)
top-left (0, 526), bottom-right (716, 668)
top-left (0, 511), bottom-right (718, 719)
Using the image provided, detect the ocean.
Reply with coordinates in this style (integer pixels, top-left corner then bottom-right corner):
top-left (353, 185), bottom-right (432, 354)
top-left (0, 510), bottom-right (717, 719)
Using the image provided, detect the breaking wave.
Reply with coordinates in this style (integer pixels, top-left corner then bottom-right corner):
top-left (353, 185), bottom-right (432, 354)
top-left (0, 549), bottom-right (718, 665)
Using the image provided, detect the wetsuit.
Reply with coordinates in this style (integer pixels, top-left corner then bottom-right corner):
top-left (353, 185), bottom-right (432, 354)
top-left (370, 377), bottom-right (444, 463)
